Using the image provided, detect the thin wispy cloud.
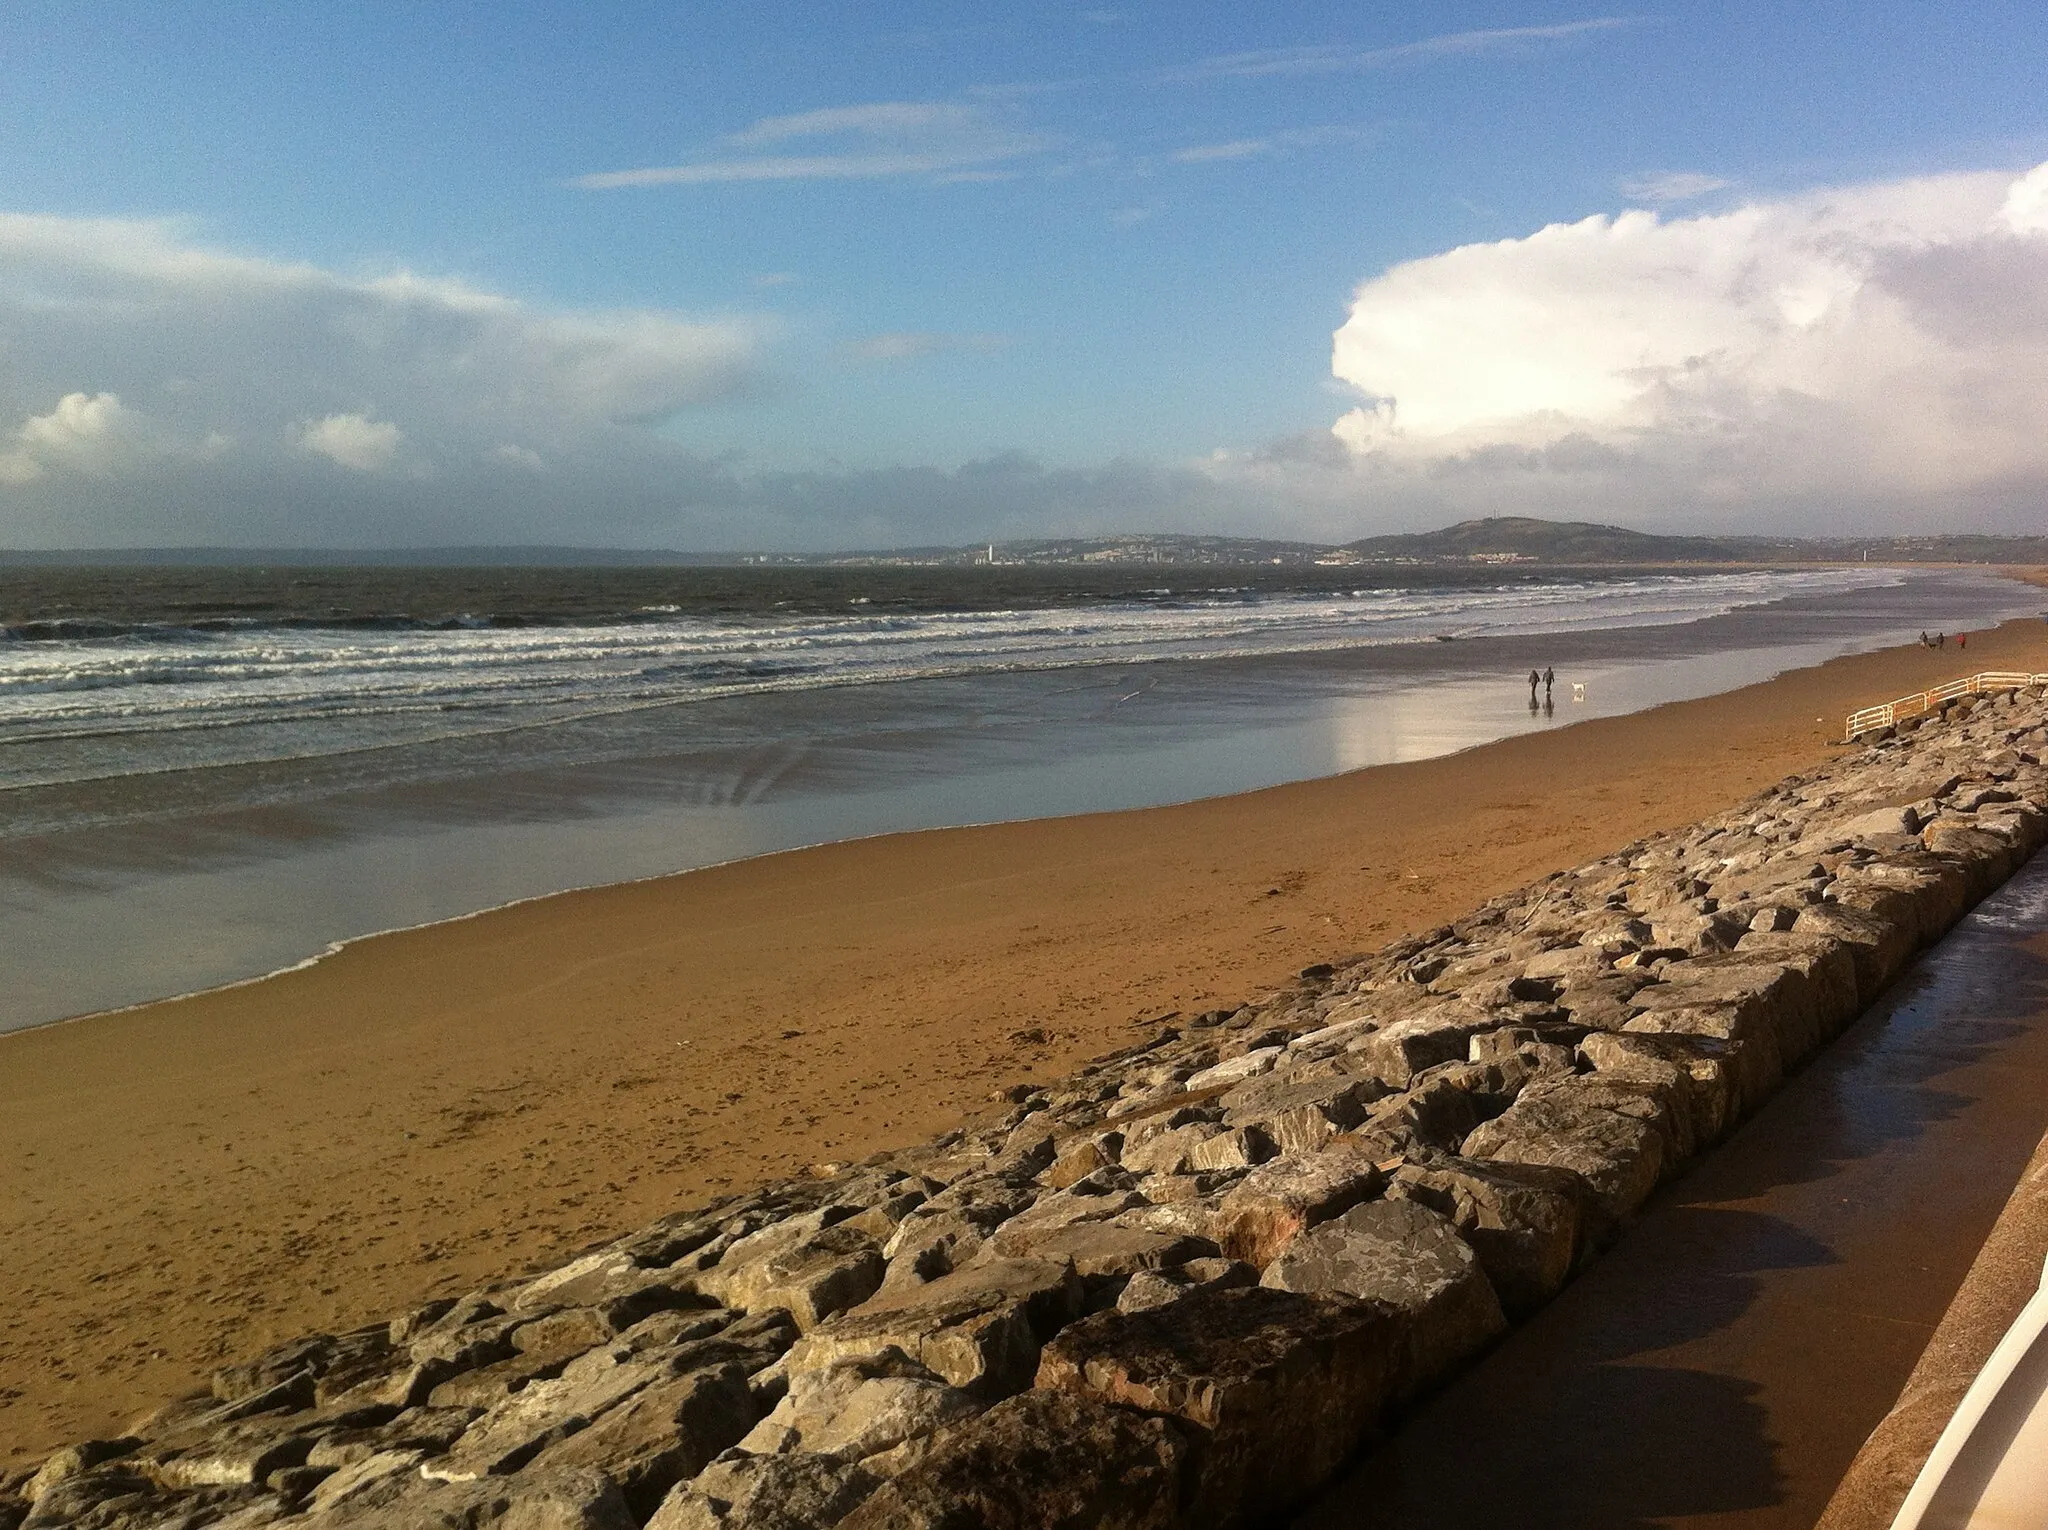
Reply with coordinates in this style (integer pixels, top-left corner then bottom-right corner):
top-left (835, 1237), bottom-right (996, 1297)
top-left (724, 103), bottom-right (975, 146)
top-left (1159, 18), bottom-right (1631, 83)
top-left (1620, 170), bottom-right (1733, 203)
top-left (575, 101), bottom-right (1054, 189)
top-left (1173, 140), bottom-right (1268, 164)
top-left (841, 331), bottom-right (1008, 362)
top-left (1170, 126), bottom-right (1371, 164)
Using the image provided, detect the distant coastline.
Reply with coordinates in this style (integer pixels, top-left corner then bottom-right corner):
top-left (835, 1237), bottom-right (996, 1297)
top-left (5, 514), bottom-right (2048, 568)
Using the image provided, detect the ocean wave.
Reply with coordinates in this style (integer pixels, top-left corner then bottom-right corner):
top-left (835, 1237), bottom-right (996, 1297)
top-left (0, 569), bottom-right (1902, 775)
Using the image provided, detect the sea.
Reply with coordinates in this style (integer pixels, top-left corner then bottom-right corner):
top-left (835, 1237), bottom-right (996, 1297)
top-left (2, 561), bottom-right (2039, 1029)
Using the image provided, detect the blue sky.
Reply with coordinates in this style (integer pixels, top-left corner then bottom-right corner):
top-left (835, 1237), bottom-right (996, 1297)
top-left (3, 3), bottom-right (2048, 548)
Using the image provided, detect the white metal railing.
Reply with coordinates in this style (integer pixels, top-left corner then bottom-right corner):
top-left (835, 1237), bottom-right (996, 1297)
top-left (1845, 672), bottom-right (2048, 738)
top-left (1888, 1252), bottom-right (2048, 1529)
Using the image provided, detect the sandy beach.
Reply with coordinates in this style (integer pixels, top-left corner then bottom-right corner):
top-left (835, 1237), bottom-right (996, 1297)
top-left (6, 608), bottom-right (2048, 1467)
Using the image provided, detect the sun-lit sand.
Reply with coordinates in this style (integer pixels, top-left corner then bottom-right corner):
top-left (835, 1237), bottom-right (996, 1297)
top-left (5, 607), bottom-right (2048, 1465)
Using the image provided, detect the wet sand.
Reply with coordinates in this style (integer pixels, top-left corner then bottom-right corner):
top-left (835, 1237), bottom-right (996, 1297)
top-left (14, 565), bottom-right (2033, 1031)
top-left (5, 612), bottom-right (2048, 1466)
top-left (1296, 840), bottom-right (2048, 1530)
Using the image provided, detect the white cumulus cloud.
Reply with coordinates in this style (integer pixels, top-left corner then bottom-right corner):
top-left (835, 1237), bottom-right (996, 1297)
top-left (0, 391), bottom-right (143, 484)
top-left (301, 412), bottom-right (401, 471)
top-left (0, 214), bottom-right (765, 543)
top-left (1326, 160), bottom-right (2048, 524)
top-left (490, 443), bottom-right (546, 472)
top-left (0, 214), bottom-right (758, 442)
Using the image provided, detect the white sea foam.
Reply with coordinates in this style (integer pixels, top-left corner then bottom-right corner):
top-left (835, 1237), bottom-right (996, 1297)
top-left (0, 569), bottom-right (1899, 788)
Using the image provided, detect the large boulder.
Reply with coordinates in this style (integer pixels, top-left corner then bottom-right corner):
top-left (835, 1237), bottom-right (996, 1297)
top-left (1829, 854), bottom-right (1969, 948)
top-left (1974, 802), bottom-right (2048, 857)
top-left (129, 1407), bottom-right (325, 1491)
top-left (1119, 1124), bottom-right (1224, 1176)
top-left (427, 1321), bottom-right (605, 1409)
top-left (645, 1453), bottom-right (880, 1530)
top-left (1211, 1148), bottom-right (1385, 1268)
top-left (306, 1408), bottom-right (476, 1470)
top-left (526, 1362), bottom-right (757, 1519)
top-left (1259, 1199), bottom-right (1506, 1396)
top-left (1832, 805), bottom-right (1921, 842)
top-left (879, 1212), bottom-right (993, 1288)
top-left (1921, 819), bottom-right (2020, 899)
top-left (610, 1309), bottom-right (798, 1379)
top-left (999, 1223), bottom-right (1220, 1307)
top-left (985, 1180), bottom-right (1150, 1258)
top-left (1552, 969), bottom-right (1656, 1033)
top-left (1183, 1047), bottom-right (1284, 1091)
top-left (1621, 990), bottom-right (1784, 1119)
top-left (1349, 1007), bottom-right (1499, 1089)
top-left (506, 1252), bottom-right (707, 1335)
top-left (1035, 1286), bottom-right (1397, 1530)
top-left (1045, 1137), bottom-right (1121, 1190)
top-left (835, 1390), bottom-right (1186, 1530)
top-left (1578, 1031), bottom-right (1733, 1149)
top-left (20, 1440), bottom-right (141, 1507)
top-left (703, 1220), bottom-right (886, 1332)
top-left (423, 1356), bottom-right (662, 1481)
top-left (306, 1449), bottom-right (432, 1516)
top-left (787, 1258), bottom-right (1083, 1398)
top-left (308, 1465), bottom-right (635, 1529)
top-left (210, 1324), bottom-right (396, 1411)
top-left (1218, 1074), bottom-right (1374, 1155)
top-left (18, 1469), bottom-right (262, 1530)
top-left (1359, 1074), bottom-right (1481, 1153)
top-left (1462, 1076), bottom-right (1667, 1239)
top-left (367, 1309), bottom-right (527, 1410)
top-left (1388, 1156), bottom-right (1584, 1318)
top-left (1184, 1128), bottom-right (1273, 1173)
top-left (879, 1174), bottom-right (1038, 1286)
top-left (1632, 958), bottom-right (1825, 1075)
top-left (736, 1351), bottom-right (982, 1476)
top-left (1730, 933), bottom-right (1862, 1047)
top-left (736, 1227), bottom-right (886, 1333)
top-left (511, 1247), bottom-right (688, 1313)
top-left (1115, 1258), bottom-right (1259, 1315)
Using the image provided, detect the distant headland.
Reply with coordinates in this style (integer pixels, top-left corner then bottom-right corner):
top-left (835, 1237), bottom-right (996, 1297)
top-left (4, 516), bottom-right (2048, 569)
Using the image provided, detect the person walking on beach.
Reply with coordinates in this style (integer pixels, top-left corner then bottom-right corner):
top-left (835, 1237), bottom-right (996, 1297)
top-left (1959, 632), bottom-right (1967, 651)
top-left (1528, 668), bottom-right (1541, 704)
top-left (1938, 632), bottom-right (1947, 648)
top-left (1542, 666), bottom-right (1555, 701)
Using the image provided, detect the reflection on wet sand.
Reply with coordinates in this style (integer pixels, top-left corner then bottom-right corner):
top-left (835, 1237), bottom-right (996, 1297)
top-left (9, 574), bottom-right (2035, 1029)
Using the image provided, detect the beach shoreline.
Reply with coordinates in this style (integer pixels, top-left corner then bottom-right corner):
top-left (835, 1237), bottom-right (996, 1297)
top-left (5, 607), bottom-right (2048, 1465)
top-left (6, 564), bottom-right (2037, 1032)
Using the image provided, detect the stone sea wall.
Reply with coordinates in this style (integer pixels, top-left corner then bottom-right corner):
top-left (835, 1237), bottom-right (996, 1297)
top-left (11, 687), bottom-right (2048, 1530)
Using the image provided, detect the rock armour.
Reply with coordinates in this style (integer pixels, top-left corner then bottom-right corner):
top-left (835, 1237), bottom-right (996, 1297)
top-left (11, 687), bottom-right (2048, 1530)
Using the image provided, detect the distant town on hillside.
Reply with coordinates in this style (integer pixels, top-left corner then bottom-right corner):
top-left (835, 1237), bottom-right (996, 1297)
top-left (5, 517), bottom-right (2048, 568)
